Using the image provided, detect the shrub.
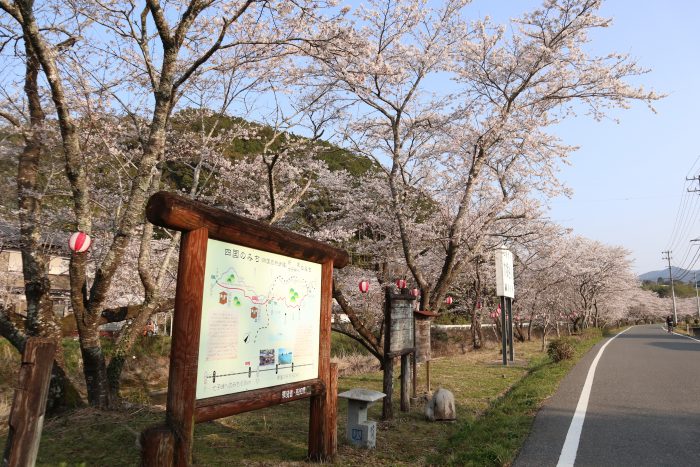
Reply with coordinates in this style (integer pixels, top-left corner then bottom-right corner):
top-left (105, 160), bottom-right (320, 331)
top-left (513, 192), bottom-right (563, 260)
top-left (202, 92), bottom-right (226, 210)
top-left (547, 338), bottom-right (575, 362)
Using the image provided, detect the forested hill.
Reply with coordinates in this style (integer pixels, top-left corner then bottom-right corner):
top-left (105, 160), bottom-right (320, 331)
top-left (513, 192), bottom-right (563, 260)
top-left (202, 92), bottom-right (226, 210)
top-left (639, 267), bottom-right (699, 284)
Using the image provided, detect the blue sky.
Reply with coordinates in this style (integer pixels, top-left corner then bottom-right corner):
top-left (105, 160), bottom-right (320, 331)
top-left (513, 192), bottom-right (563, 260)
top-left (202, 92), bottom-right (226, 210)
top-left (469, 0), bottom-right (700, 275)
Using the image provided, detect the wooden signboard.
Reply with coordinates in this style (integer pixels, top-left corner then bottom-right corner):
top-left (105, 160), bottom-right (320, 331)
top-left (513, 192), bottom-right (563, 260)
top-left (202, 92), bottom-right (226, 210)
top-left (141, 192), bottom-right (348, 465)
top-left (387, 295), bottom-right (415, 356)
top-left (382, 289), bottom-right (416, 419)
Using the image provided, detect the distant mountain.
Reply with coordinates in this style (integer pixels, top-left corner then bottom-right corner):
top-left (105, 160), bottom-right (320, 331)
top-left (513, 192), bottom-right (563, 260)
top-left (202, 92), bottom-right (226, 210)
top-left (639, 267), bottom-right (700, 283)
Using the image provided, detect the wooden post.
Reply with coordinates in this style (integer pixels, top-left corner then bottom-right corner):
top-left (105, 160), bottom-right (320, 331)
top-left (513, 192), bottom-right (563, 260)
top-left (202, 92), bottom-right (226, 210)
top-left (382, 356), bottom-right (394, 420)
top-left (411, 353), bottom-right (417, 399)
top-left (166, 227), bottom-right (208, 466)
top-left (326, 363), bottom-right (338, 457)
top-left (426, 361), bottom-right (431, 393)
top-left (3, 337), bottom-right (56, 467)
top-left (400, 354), bottom-right (410, 412)
top-left (308, 260), bottom-right (335, 461)
top-left (382, 287), bottom-right (393, 420)
top-left (140, 425), bottom-right (175, 467)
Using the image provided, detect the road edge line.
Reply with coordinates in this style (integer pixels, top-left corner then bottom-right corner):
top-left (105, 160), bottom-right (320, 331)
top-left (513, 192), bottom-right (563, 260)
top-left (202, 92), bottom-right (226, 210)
top-left (674, 331), bottom-right (700, 343)
top-left (556, 326), bottom-right (632, 467)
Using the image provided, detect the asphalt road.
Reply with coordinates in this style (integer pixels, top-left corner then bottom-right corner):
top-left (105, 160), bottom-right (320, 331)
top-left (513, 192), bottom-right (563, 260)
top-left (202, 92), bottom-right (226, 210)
top-left (514, 325), bottom-right (700, 467)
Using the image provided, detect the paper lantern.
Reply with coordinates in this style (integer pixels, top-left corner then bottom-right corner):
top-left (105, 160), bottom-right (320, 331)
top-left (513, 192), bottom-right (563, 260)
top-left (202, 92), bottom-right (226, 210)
top-left (69, 231), bottom-right (91, 252)
top-left (358, 280), bottom-right (370, 293)
top-left (395, 278), bottom-right (407, 289)
top-left (444, 296), bottom-right (453, 305)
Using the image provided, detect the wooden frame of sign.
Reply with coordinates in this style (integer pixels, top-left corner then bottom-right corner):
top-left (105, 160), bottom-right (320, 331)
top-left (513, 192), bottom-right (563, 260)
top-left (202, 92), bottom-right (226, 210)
top-left (141, 192), bottom-right (348, 465)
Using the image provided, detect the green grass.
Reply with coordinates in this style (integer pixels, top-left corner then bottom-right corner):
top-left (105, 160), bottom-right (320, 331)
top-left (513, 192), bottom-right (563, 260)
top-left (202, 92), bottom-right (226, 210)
top-left (331, 331), bottom-right (371, 357)
top-left (0, 331), bottom-right (607, 466)
top-left (431, 329), bottom-right (605, 466)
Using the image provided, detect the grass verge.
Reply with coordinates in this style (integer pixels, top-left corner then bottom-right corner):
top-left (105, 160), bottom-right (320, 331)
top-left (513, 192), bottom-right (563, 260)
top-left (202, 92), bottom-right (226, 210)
top-left (431, 329), bottom-right (606, 466)
top-left (0, 331), bottom-right (608, 465)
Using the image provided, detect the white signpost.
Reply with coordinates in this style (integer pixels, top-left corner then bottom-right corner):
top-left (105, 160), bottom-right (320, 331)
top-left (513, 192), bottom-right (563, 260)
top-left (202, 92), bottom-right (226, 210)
top-left (495, 247), bottom-right (515, 365)
top-left (495, 248), bottom-right (514, 299)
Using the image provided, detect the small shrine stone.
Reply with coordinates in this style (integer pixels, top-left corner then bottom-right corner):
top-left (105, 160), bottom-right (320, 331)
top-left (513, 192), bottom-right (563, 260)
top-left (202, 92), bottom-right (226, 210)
top-left (425, 388), bottom-right (456, 421)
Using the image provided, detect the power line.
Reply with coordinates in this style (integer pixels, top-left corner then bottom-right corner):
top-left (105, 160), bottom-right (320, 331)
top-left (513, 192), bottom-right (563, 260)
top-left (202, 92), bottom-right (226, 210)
top-left (666, 155), bottom-right (700, 255)
top-left (666, 186), bottom-right (696, 251)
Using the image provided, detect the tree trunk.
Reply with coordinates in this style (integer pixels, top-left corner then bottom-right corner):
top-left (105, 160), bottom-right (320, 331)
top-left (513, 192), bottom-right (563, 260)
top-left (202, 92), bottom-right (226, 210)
top-left (541, 323), bottom-right (548, 351)
top-left (106, 300), bottom-right (158, 400)
top-left (70, 253), bottom-right (111, 408)
top-left (15, 40), bottom-right (83, 412)
top-left (470, 308), bottom-right (483, 349)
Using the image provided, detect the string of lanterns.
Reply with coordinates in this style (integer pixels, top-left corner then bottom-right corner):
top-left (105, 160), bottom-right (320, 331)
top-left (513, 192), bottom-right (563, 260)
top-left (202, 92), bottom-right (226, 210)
top-left (357, 278), bottom-right (453, 307)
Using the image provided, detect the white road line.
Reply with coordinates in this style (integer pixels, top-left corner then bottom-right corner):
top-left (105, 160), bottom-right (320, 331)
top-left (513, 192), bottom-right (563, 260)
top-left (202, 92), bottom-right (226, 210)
top-left (674, 331), bottom-right (700, 343)
top-left (556, 327), bottom-right (632, 467)
top-left (658, 325), bottom-right (700, 342)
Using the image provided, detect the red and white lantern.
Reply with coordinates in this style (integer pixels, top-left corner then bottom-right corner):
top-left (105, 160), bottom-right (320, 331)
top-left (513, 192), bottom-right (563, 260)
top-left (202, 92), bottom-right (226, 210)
top-left (395, 278), bottom-right (407, 289)
top-left (410, 288), bottom-right (420, 298)
top-left (444, 296), bottom-right (453, 305)
top-left (69, 231), bottom-right (91, 253)
top-left (358, 280), bottom-right (370, 294)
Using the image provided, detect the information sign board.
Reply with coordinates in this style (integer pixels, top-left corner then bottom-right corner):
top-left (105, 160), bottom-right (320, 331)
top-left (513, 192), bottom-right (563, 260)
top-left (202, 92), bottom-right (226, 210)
top-left (495, 248), bottom-right (515, 298)
top-left (197, 239), bottom-right (322, 399)
top-left (141, 191), bottom-right (349, 464)
top-left (389, 297), bottom-right (414, 354)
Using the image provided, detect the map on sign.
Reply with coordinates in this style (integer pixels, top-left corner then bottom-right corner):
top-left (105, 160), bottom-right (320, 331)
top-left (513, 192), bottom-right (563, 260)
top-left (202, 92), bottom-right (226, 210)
top-left (196, 239), bottom-right (322, 400)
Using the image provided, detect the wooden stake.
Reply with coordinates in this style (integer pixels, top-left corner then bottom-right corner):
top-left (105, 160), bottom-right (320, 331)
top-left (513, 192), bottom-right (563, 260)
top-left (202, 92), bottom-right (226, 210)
top-left (3, 337), bottom-right (56, 467)
top-left (400, 354), bottom-right (410, 412)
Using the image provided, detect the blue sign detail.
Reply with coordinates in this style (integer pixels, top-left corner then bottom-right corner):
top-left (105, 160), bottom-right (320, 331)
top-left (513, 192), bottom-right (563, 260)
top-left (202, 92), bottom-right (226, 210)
top-left (351, 428), bottom-right (363, 441)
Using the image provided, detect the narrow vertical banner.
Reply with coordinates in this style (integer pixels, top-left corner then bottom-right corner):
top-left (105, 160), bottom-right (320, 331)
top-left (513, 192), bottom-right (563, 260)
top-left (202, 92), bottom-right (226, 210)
top-left (166, 227), bottom-right (208, 466)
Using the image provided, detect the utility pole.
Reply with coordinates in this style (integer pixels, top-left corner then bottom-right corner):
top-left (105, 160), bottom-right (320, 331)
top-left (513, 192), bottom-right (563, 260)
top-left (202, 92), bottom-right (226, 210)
top-left (695, 271), bottom-right (700, 320)
top-left (691, 239), bottom-right (700, 320)
top-left (687, 175), bottom-right (700, 192)
top-left (662, 251), bottom-right (678, 324)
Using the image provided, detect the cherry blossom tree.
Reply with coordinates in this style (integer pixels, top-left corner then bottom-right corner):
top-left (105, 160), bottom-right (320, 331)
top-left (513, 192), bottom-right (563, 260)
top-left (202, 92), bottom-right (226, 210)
top-left (0, 30), bottom-right (83, 408)
top-left (0, 0), bottom-right (346, 408)
top-left (307, 0), bottom-right (659, 326)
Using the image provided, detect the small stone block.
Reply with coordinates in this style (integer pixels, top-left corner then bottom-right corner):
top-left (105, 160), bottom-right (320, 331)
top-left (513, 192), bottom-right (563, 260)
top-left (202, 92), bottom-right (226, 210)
top-left (348, 421), bottom-right (377, 449)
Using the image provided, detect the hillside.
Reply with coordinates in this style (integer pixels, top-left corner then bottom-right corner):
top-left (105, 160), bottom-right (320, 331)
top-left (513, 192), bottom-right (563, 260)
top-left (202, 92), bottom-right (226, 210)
top-left (638, 267), bottom-right (699, 283)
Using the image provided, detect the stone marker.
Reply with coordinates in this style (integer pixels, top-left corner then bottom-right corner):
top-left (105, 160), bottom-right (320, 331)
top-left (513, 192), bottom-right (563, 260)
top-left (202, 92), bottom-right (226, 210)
top-left (425, 387), bottom-right (456, 421)
top-left (338, 389), bottom-right (386, 448)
